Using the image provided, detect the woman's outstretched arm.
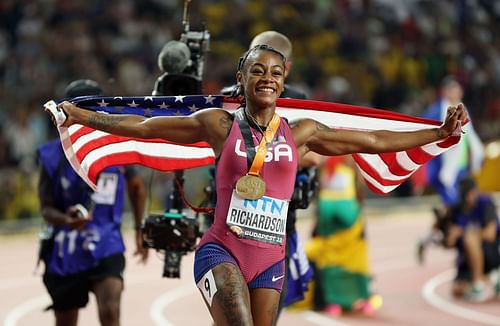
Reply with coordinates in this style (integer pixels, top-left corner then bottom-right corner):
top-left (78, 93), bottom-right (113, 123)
top-left (50, 101), bottom-right (232, 150)
top-left (293, 103), bottom-right (467, 156)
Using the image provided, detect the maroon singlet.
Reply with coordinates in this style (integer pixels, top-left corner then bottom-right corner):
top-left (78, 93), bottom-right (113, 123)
top-left (197, 115), bottom-right (298, 282)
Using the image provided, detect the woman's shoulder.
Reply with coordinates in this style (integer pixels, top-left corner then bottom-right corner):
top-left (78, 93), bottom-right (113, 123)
top-left (195, 108), bottom-right (235, 152)
top-left (288, 118), bottom-right (323, 148)
top-left (288, 118), bottom-right (318, 131)
top-left (191, 107), bottom-right (232, 127)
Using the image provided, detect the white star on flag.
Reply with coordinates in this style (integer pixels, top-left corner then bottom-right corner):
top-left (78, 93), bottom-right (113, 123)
top-left (188, 104), bottom-right (198, 113)
top-left (204, 95), bottom-right (216, 105)
top-left (128, 100), bottom-right (139, 108)
top-left (144, 96), bottom-right (154, 101)
top-left (158, 102), bottom-right (169, 109)
top-left (174, 95), bottom-right (186, 103)
top-left (98, 99), bottom-right (109, 107)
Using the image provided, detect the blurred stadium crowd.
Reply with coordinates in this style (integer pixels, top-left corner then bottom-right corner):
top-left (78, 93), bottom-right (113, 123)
top-left (0, 0), bottom-right (499, 220)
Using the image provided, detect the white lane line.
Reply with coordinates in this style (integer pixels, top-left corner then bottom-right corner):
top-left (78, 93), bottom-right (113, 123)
top-left (150, 284), bottom-right (196, 326)
top-left (301, 311), bottom-right (350, 326)
top-left (422, 269), bottom-right (500, 326)
top-left (4, 294), bottom-right (51, 326)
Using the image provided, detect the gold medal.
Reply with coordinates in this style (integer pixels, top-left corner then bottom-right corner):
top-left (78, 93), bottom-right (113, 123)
top-left (235, 174), bottom-right (266, 200)
top-left (234, 112), bottom-right (279, 200)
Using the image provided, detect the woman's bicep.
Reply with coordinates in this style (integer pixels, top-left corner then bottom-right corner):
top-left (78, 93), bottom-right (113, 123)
top-left (307, 128), bottom-right (377, 155)
top-left (142, 115), bottom-right (206, 143)
top-left (144, 108), bottom-right (231, 148)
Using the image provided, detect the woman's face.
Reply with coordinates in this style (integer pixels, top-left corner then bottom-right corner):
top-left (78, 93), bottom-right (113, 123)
top-left (238, 50), bottom-right (285, 108)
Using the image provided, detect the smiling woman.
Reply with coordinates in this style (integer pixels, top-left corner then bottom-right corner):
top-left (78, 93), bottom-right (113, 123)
top-left (47, 44), bottom-right (467, 326)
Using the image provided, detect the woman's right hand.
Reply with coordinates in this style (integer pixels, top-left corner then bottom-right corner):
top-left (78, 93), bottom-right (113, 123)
top-left (43, 100), bottom-right (80, 127)
top-left (57, 101), bottom-right (81, 128)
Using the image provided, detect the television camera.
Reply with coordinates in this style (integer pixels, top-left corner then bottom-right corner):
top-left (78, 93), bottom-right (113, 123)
top-left (152, 0), bottom-right (210, 96)
top-left (142, 170), bottom-right (204, 278)
top-left (144, 0), bottom-right (210, 278)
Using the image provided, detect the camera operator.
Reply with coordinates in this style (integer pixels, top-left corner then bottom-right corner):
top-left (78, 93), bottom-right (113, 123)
top-left (444, 177), bottom-right (500, 301)
top-left (38, 80), bottom-right (148, 326)
top-left (153, 40), bottom-right (202, 96)
top-left (221, 30), bottom-right (319, 315)
top-left (153, 5), bottom-right (209, 98)
top-left (144, 14), bottom-right (210, 278)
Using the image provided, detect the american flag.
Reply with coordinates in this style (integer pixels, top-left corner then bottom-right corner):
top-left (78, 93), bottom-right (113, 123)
top-left (54, 95), bottom-right (462, 194)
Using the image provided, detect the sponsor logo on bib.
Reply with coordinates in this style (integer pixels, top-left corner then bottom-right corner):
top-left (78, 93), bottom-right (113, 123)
top-left (226, 191), bottom-right (288, 245)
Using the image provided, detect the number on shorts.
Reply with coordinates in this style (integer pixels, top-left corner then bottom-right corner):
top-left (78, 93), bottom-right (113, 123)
top-left (197, 269), bottom-right (217, 306)
top-left (204, 278), bottom-right (211, 298)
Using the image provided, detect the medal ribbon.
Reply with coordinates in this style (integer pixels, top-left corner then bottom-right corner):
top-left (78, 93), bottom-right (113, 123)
top-left (248, 113), bottom-right (280, 177)
top-left (234, 108), bottom-right (281, 177)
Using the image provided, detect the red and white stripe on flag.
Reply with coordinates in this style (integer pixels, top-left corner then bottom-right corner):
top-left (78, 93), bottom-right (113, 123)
top-left (58, 124), bottom-right (215, 190)
top-left (56, 96), bottom-right (462, 193)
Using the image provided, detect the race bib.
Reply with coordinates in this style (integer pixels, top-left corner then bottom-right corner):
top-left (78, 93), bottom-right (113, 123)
top-left (226, 190), bottom-right (288, 245)
top-left (91, 173), bottom-right (118, 205)
top-left (53, 228), bottom-right (101, 258)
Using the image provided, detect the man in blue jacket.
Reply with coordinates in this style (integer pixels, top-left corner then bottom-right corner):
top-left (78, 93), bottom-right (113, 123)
top-left (38, 80), bottom-right (148, 326)
top-left (423, 76), bottom-right (484, 208)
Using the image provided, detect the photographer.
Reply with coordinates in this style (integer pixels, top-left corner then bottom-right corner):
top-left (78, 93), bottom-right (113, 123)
top-left (444, 177), bottom-right (500, 302)
top-left (38, 80), bottom-right (148, 326)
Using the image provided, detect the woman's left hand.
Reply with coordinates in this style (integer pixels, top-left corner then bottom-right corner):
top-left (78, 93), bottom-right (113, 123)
top-left (439, 103), bottom-right (468, 137)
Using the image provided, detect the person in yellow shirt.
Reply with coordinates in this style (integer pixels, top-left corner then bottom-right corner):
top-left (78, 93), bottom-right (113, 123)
top-left (306, 155), bottom-right (380, 316)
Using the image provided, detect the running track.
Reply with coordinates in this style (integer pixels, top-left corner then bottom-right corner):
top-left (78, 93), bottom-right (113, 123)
top-left (1, 197), bottom-right (499, 326)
